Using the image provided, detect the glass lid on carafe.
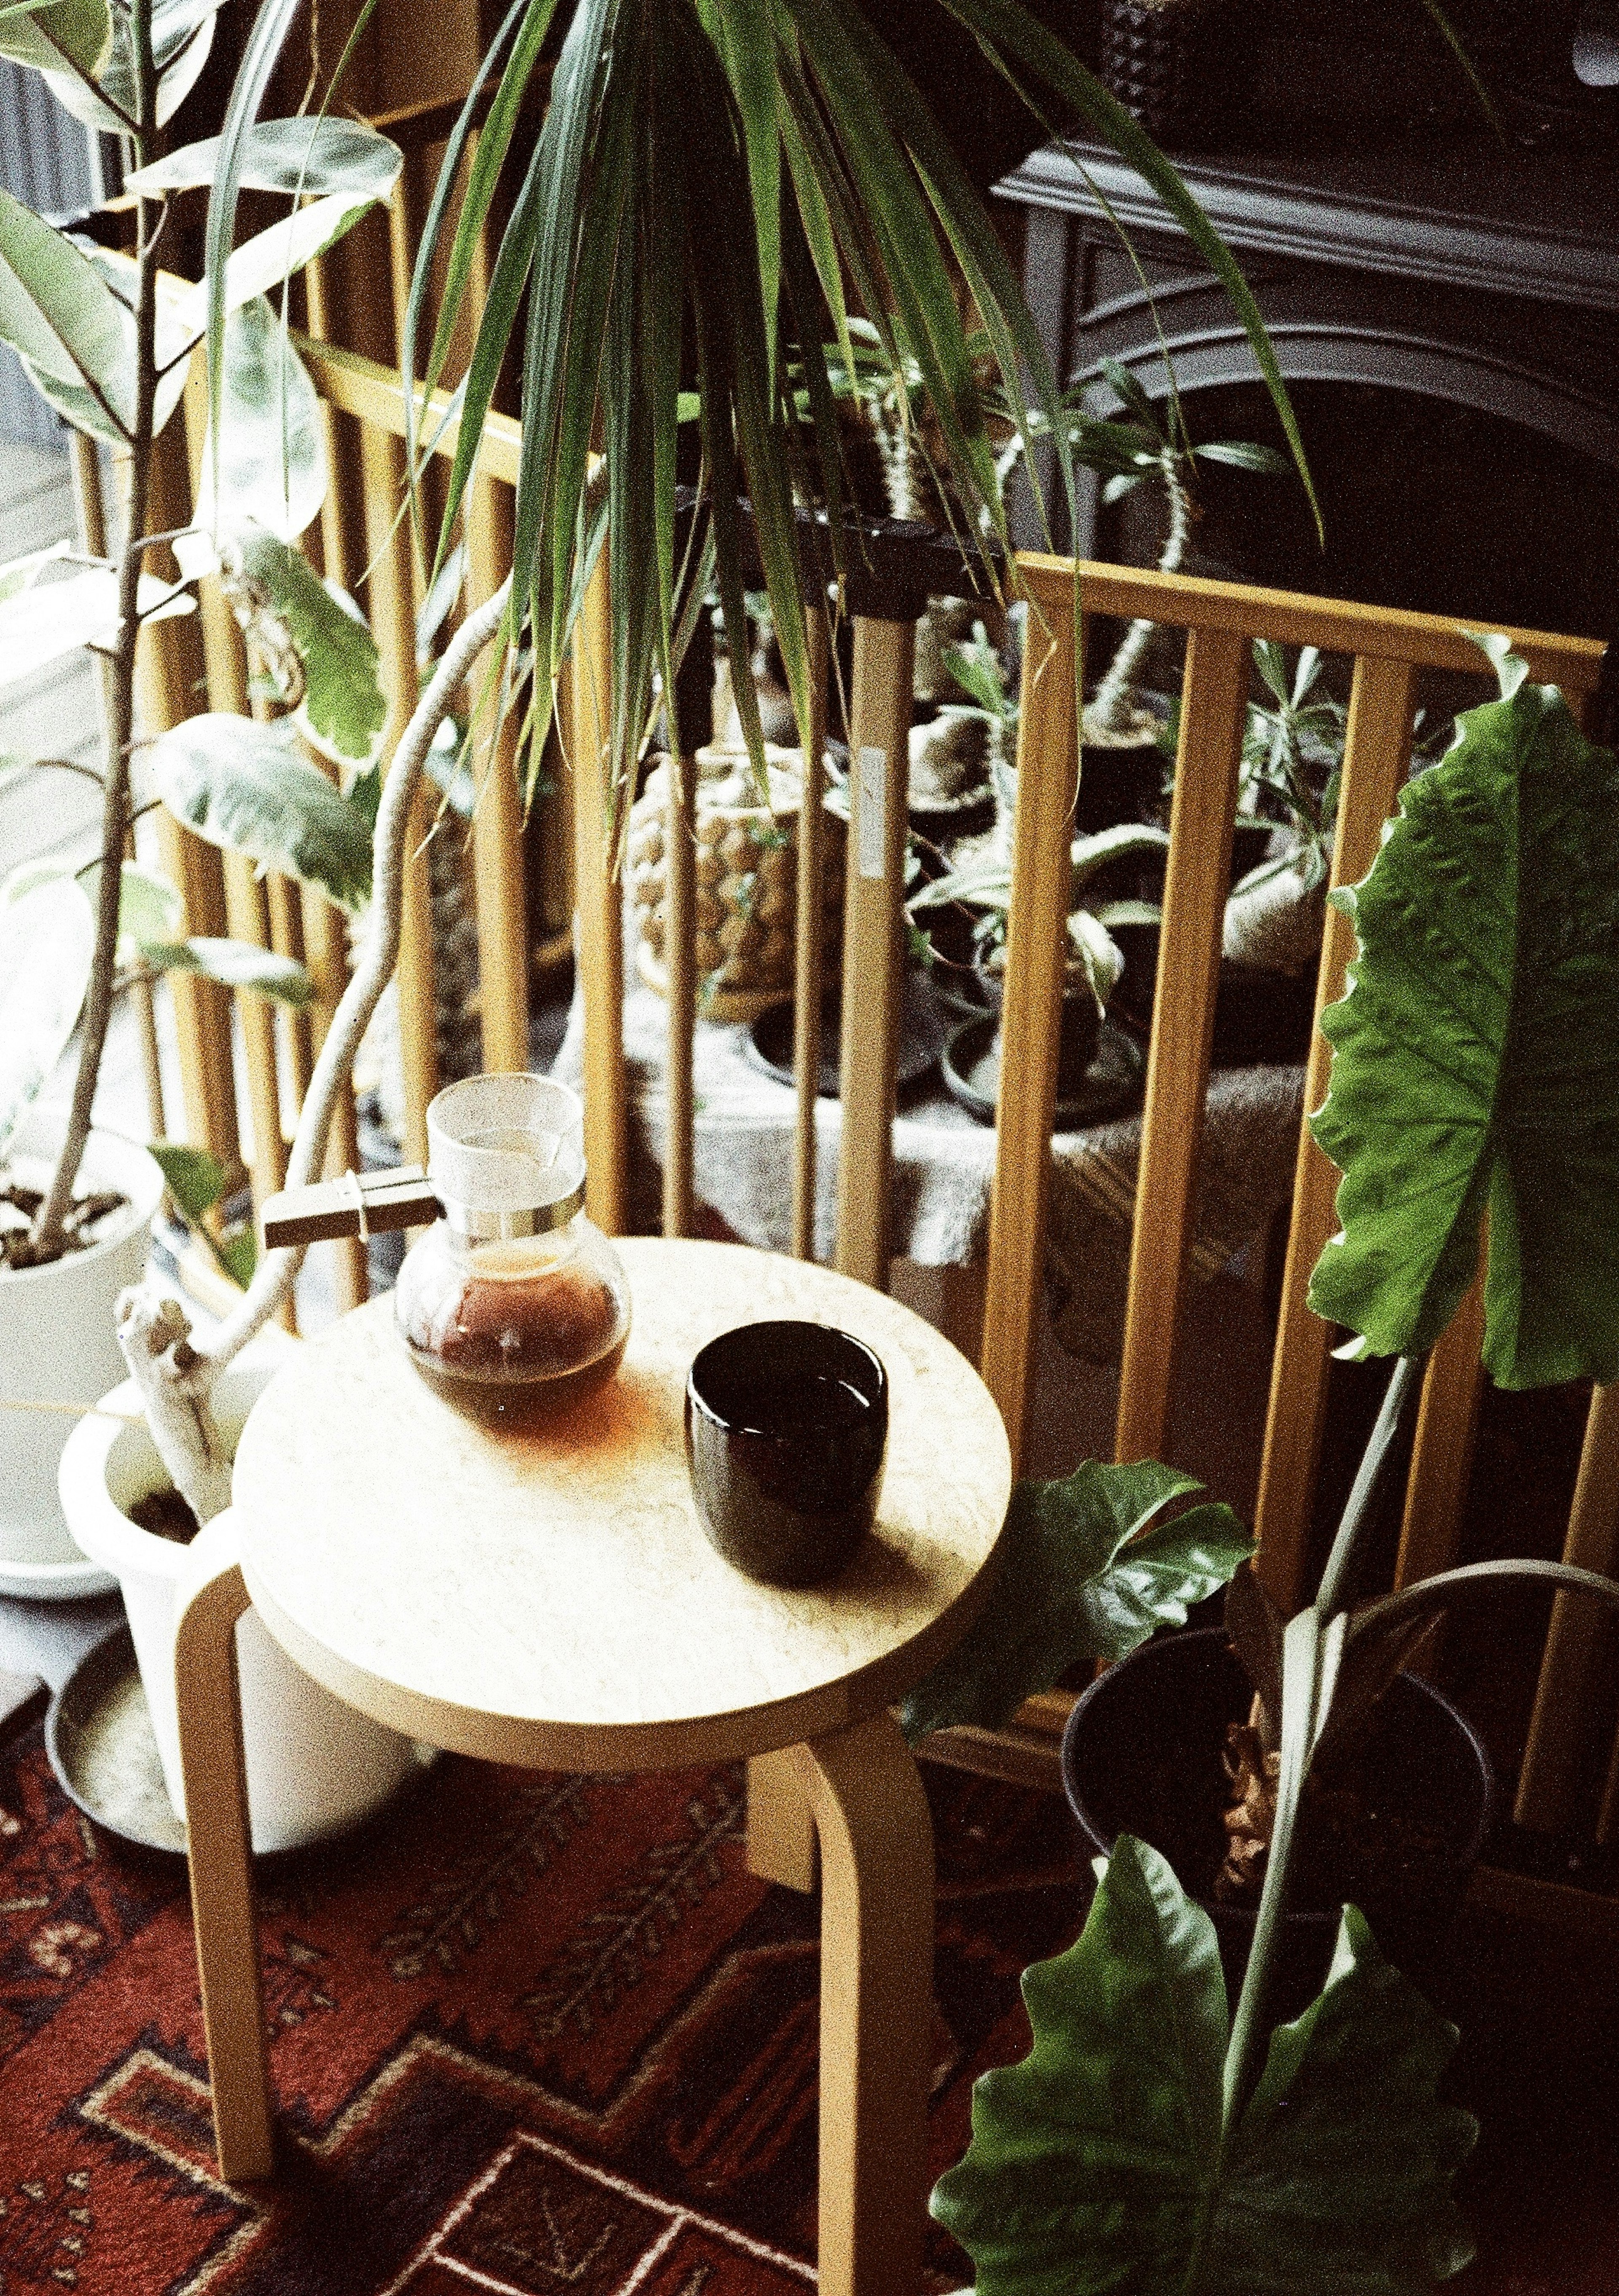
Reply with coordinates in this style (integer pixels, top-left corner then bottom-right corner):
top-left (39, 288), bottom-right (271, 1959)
top-left (426, 1074), bottom-right (586, 1240)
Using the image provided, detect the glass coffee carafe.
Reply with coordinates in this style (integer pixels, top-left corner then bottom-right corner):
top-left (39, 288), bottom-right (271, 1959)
top-left (394, 1074), bottom-right (630, 1423)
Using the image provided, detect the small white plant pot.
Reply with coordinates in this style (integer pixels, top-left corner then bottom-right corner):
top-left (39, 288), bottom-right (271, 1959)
top-left (59, 1355), bottom-right (419, 1854)
top-left (0, 1114), bottom-right (165, 1600)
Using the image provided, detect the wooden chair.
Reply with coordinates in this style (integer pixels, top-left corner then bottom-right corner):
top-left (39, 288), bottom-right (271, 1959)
top-left (129, 202), bottom-right (1617, 1938)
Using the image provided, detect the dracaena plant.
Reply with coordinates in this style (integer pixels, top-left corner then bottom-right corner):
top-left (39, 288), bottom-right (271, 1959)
top-left (374, 0), bottom-right (1317, 828)
top-left (907, 641), bottom-right (1619, 2292)
top-left (0, 0), bottom-right (401, 1267)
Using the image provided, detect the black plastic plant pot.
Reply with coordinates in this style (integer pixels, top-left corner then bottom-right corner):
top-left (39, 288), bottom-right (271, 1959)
top-left (1061, 1627), bottom-right (1494, 2018)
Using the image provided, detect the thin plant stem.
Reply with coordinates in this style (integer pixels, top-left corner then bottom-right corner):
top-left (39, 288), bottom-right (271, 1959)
top-left (1315, 1353), bottom-right (1425, 1617)
top-left (29, 0), bottom-right (159, 1258)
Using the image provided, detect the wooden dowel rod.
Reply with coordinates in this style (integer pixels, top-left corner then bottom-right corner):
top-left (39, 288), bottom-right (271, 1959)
top-left (1521, 1383), bottom-right (1619, 1834)
top-left (792, 608), bottom-right (831, 1261)
top-left (1114, 624), bottom-right (1246, 1466)
top-left (1394, 1265), bottom-right (1486, 1594)
top-left (835, 616), bottom-right (916, 1292)
top-left (662, 744), bottom-right (697, 1239)
top-left (568, 551), bottom-right (627, 1233)
top-left (979, 602), bottom-right (1076, 1473)
top-left (1254, 654), bottom-right (1415, 1610)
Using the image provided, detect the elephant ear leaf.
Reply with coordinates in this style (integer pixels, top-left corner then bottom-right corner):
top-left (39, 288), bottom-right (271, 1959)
top-left (898, 1458), bottom-right (1253, 1742)
top-left (931, 1834), bottom-right (1228, 2296)
top-left (1210, 1908), bottom-right (1478, 2292)
top-left (933, 1848), bottom-right (1476, 2296)
top-left (1308, 654), bottom-right (1619, 1388)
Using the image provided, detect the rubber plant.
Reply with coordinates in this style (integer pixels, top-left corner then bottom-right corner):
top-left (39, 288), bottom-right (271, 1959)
top-left (906, 641), bottom-right (1619, 2291)
top-left (0, 0), bottom-right (401, 1271)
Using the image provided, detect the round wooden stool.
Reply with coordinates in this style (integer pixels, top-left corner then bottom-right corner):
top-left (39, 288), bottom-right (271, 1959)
top-left (174, 1238), bottom-right (1011, 2296)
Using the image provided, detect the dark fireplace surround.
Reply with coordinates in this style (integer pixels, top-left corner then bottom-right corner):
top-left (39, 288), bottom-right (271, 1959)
top-left (995, 137), bottom-right (1619, 678)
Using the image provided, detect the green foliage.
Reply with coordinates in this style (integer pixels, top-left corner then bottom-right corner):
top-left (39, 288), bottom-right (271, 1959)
top-left (147, 1139), bottom-right (256, 1289)
top-left (149, 713), bottom-right (374, 912)
top-left (0, 872), bottom-right (94, 1159)
top-left (1309, 651), bottom-right (1619, 1386)
top-left (185, 297), bottom-right (327, 552)
top-left (899, 1459), bottom-right (1253, 1740)
top-left (229, 527), bottom-right (386, 765)
top-left (0, 0), bottom-right (110, 83)
top-left (0, 559), bottom-right (193, 687)
top-left (933, 1837), bottom-right (1476, 2296)
top-left (0, 186), bottom-right (136, 428)
top-left (43, 0), bottom-right (220, 131)
top-left (127, 115), bottom-right (402, 201)
top-left (139, 935), bottom-right (311, 1004)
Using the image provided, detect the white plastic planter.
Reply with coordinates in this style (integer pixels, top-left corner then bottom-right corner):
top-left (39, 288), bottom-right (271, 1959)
top-left (0, 1114), bottom-right (165, 1600)
top-left (59, 1353), bottom-right (420, 1853)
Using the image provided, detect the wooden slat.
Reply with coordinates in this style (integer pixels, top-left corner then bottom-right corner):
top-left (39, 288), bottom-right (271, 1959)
top-left (465, 483), bottom-right (531, 1073)
top-left (663, 744), bottom-right (697, 1238)
top-left (1394, 1263), bottom-right (1486, 1592)
top-left (359, 418), bottom-right (436, 1165)
top-left (180, 370), bottom-right (290, 1316)
top-left (299, 269), bottom-right (368, 1313)
top-left (835, 618), bottom-right (917, 1291)
top-left (792, 610), bottom-right (831, 1261)
top-left (292, 328), bottom-right (524, 489)
top-left (1114, 625), bottom-right (1247, 1465)
top-left (1517, 1383), bottom-right (1619, 1832)
top-left (567, 552), bottom-right (628, 1234)
top-left (979, 604), bottom-right (1076, 1470)
top-left (140, 411), bottom-right (239, 1168)
top-left (1017, 553), bottom-right (1607, 696)
top-left (1254, 655), bottom-right (1416, 1610)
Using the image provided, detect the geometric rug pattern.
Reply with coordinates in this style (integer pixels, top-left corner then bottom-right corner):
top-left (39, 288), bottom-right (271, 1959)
top-left (0, 1724), bottom-right (1081, 2295)
top-left (3, 1715), bottom-right (1614, 2295)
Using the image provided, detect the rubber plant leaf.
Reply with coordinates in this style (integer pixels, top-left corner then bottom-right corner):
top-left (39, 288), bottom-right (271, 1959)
top-left (42, 0), bottom-right (221, 129)
top-left (181, 300), bottom-right (326, 566)
top-left (0, 872), bottom-right (94, 1158)
top-left (149, 712), bottom-right (373, 912)
top-left (0, 565), bottom-right (192, 688)
top-left (126, 115), bottom-right (402, 200)
top-left (145, 1139), bottom-right (229, 1226)
top-left (0, 188), bottom-right (135, 428)
top-left (140, 935), bottom-right (312, 1004)
top-left (227, 526), bottom-right (385, 766)
top-left (933, 1840), bottom-right (1476, 2294)
top-left (898, 1459), bottom-right (1253, 1741)
top-left (1308, 653), bottom-right (1619, 1386)
top-left (0, 0), bottom-right (109, 82)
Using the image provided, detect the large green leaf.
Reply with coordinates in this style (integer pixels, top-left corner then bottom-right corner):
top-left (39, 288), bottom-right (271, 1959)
top-left (150, 712), bottom-right (373, 912)
top-left (228, 526), bottom-right (385, 764)
top-left (0, 188), bottom-right (134, 427)
top-left (126, 115), bottom-right (401, 201)
top-left (0, 565), bottom-right (193, 688)
top-left (0, 0), bottom-right (109, 81)
top-left (40, 0), bottom-right (221, 130)
top-left (141, 935), bottom-right (312, 1004)
top-left (933, 1839), bottom-right (1476, 2295)
top-left (0, 871), bottom-right (94, 1157)
top-left (899, 1460), bottom-right (1254, 1741)
top-left (1308, 653), bottom-right (1619, 1387)
top-left (183, 297), bottom-right (326, 555)
top-left (174, 191), bottom-right (377, 360)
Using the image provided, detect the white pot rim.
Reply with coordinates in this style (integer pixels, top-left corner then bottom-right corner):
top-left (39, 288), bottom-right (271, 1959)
top-left (0, 1116), bottom-right (164, 1291)
top-left (59, 1359), bottom-right (278, 1581)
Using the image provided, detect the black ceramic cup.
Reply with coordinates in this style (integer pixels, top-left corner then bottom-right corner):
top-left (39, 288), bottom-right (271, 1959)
top-left (684, 1321), bottom-right (888, 1587)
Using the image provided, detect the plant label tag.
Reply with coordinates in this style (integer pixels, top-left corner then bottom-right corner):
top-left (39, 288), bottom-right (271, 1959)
top-left (858, 746), bottom-right (887, 879)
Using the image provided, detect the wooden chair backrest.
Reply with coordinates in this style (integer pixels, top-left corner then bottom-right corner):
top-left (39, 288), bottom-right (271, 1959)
top-left (131, 185), bottom-right (1617, 1921)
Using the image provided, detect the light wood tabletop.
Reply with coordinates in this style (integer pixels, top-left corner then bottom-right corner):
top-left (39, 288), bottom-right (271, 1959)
top-left (229, 1237), bottom-right (1013, 1770)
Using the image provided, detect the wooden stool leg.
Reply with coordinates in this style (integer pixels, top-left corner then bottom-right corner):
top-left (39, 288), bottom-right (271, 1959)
top-left (795, 1712), bottom-right (934, 2296)
top-left (174, 1541), bottom-right (274, 2181)
top-left (746, 1749), bottom-right (819, 1892)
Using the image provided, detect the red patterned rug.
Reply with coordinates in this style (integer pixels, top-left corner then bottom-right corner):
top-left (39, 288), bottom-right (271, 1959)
top-left (0, 1716), bottom-right (1613, 2296)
